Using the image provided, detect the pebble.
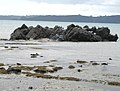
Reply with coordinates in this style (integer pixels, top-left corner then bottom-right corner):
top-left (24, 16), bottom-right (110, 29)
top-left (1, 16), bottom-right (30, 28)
top-left (109, 58), bottom-right (112, 60)
top-left (28, 86), bottom-right (33, 89)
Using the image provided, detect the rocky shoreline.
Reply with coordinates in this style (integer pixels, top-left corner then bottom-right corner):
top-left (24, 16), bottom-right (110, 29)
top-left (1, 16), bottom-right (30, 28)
top-left (10, 24), bottom-right (118, 42)
top-left (1, 60), bottom-right (120, 87)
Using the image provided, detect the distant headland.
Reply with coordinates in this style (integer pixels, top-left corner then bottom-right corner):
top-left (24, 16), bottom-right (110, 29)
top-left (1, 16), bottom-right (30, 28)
top-left (0, 15), bottom-right (120, 23)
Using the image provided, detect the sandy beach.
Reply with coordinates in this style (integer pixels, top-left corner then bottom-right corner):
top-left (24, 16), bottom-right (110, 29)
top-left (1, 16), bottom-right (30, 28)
top-left (0, 39), bottom-right (120, 91)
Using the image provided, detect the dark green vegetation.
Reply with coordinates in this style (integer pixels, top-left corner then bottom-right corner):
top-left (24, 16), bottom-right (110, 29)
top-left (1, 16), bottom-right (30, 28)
top-left (0, 68), bottom-right (8, 74)
top-left (0, 63), bottom-right (5, 66)
top-left (0, 15), bottom-right (120, 23)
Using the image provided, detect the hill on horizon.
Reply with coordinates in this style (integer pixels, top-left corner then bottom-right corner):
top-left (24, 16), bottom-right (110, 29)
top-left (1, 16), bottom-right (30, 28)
top-left (0, 15), bottom-right (120, 23)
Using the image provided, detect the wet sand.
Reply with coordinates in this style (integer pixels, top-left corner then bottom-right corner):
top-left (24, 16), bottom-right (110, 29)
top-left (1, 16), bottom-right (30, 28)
top-left (0, 40), bottom-right (120, 91)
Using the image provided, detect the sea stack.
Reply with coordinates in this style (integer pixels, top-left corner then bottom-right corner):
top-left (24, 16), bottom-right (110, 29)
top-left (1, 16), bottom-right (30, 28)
top-left (10, 24), bottom-right (119, 42)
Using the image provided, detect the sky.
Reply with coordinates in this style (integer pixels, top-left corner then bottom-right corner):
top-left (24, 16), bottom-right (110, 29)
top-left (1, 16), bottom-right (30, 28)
top-left (0, 0), bottom-right (120, 16)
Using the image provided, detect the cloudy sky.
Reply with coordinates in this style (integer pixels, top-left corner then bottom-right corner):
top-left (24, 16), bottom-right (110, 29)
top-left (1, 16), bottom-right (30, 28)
top-left (0, 0), bottom-right (120, 16)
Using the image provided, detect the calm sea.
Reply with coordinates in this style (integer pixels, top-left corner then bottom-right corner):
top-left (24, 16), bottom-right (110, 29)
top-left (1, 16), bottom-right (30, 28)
top-left (0, 20), bottom-right (120, 41)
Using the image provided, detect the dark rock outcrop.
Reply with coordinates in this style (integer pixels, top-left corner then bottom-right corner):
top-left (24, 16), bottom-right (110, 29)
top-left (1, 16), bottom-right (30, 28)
top-left (10, 24), bottom-right (119, 42)
top-left (26, 25), bottom-right (52, 40)
top-left (50, 25), bottom-right (65, 41)
top-left (96, 27), bottom-right (110, 39)
top-left (90, 35), bottom-right (102, 42)
top-left (107, 34), bottom-right (118, 41)
top-left (10, 24), bottom-right (30, 40)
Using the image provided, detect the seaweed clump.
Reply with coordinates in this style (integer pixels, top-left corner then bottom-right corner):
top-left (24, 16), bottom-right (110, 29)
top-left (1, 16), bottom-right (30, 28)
top-left (0, 68), bottom-right (9, 74)
top-left (77, 60), bottom-right (88, 64)
top-left (108, 81), bottom-right (120, 86)
top-left (0, 63), bottom-right (5, 66)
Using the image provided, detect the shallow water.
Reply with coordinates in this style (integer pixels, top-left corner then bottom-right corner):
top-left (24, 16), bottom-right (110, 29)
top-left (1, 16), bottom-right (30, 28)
top-left (0, 41), bottom-right (120, 66)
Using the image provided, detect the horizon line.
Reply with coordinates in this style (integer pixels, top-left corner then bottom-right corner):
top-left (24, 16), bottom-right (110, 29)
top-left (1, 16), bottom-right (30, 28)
top-left (0, 14), bottom-right (120, 17)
